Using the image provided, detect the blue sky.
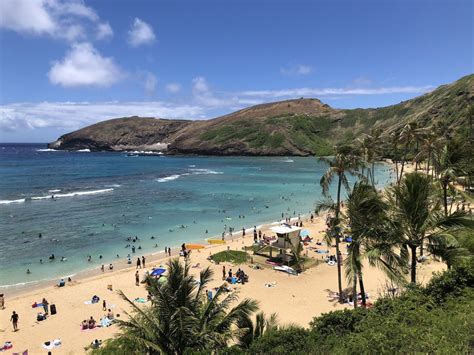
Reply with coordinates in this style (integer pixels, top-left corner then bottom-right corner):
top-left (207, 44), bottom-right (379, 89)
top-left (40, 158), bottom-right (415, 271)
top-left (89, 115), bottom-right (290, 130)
top-left (0, 0), bottom-right (472, 142)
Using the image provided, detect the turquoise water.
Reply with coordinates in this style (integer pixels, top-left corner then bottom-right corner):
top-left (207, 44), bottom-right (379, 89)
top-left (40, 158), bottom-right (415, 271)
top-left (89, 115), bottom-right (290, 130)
top-left (0, 144), bottom-right (393, 287)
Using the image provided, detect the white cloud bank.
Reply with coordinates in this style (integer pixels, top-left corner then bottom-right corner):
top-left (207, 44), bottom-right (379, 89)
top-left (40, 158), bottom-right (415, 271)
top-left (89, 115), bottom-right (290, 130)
top-left (48, 42), bottom-right (124, 87)
top-left (128, 18), bottom-right (155, 47)
top-left (239, 85), bottom-right (434, 99)
top-left (0, 101), bottom-right (206, 134)
top-left (0, 0), bottom-right (112, 42)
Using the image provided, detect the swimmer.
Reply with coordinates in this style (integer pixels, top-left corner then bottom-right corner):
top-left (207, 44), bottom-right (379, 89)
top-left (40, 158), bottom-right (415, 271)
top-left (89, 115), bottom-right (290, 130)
top-left (26, 269), bottom-right (31, 274)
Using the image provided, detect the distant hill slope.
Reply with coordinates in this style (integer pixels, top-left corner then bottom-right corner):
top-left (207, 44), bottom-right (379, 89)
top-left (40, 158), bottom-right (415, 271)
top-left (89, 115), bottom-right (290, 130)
top-left (49, 74), bottom-right (474, 156)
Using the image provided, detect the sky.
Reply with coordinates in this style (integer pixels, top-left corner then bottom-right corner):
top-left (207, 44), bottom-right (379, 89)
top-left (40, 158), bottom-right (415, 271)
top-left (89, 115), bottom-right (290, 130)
top-left (0, 0), bottom-right (472, 143)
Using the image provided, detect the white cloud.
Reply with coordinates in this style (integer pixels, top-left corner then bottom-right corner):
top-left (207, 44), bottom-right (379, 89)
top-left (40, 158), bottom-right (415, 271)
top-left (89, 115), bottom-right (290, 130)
top-left (48, 42), bottom-right (124, 87)
top-left (96, 22), bottom-right (113, 40)
top-left (128, 18), bottom-right (155, 47)
top-left (239, 85), bottom-right (434, 98)
top-left (166, 83), bottom-right (182, 93)
top-left (0, 101), bottom-right (206, 135)
top-left (0, 0), bottom-right (108, 42)
top-left (144, 72), bottom-right (158, 95)
top-left (0, 0), bottom-right (56, 35)
top-left (192, 76), bottom-right (233, 107)
top-left (280, 64), bottom-right (313, 76)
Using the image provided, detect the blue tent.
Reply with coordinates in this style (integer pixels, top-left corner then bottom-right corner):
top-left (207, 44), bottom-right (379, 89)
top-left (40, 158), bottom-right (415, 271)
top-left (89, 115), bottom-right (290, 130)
top-left (150, 268), bottom-right (166, 277)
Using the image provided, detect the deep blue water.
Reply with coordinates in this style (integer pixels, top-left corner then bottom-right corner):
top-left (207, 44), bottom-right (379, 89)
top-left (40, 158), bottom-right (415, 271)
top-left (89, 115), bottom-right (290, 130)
top-left (0, 143), bottom-right (393, 287)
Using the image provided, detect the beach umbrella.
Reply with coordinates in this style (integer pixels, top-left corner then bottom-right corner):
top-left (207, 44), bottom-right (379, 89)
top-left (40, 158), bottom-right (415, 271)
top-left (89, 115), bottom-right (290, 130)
top-left (150, 268), bottom-right (166, 277)
top-left (300, 230), bottom-right (310, 237)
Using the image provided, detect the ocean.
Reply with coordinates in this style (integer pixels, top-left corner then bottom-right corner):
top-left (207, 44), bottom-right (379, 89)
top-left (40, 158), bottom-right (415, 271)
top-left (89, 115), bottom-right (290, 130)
top-left (0, 143), bottom-right (393, 288)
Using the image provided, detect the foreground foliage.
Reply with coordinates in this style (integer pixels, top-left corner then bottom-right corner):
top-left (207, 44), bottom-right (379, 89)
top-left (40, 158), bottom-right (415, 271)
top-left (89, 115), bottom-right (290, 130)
top-left (221, 259), bottom-right (474, 354)
top-left (93, 259), bottom-right (258, 355)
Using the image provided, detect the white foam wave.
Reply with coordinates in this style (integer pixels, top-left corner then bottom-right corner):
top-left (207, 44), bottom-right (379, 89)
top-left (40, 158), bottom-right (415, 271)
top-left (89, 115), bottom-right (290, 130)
top-left (0, 188), bottom-right (114, 204)
top-left (48, 189), bottom-right (61, 193)
top-left (36, 148), bottom-right (59, 152)
top-left (0, 198), bottom-right (25, 205)
top-left (189, 168), bottom-right (223, 175)
top-left (76, 149), bottom-right (91, 152)
top-left (157, 174), bottom-right (181, 183)
top-left (156, 169), bottom-right (223, 183)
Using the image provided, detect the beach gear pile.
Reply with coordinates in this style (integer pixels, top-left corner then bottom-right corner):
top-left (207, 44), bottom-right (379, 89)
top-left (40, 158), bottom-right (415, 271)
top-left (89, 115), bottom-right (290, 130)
top-left (42, 339), bottom-right (61, 350)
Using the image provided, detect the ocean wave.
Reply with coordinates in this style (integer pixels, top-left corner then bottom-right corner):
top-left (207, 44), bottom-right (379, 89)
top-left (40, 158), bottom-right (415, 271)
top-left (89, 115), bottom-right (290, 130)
top-left (157, 169), bottom-right (223, 183)
top-left (76, 149), bottom-right (91, 152)
top-left (48, 189), bottom-right (61, 193)
top-left (0, 198), bottom-right (25, 205)
top-left (105, 184), bottom-right (121, 188)
top-left (0, 188), bottom-right (114, 204)
top-left (36, 148), bottom-right (59, 152)
top-left (189, 168), bottom-right (223, 175)
top-left (157, 174), bottom-right (182, 182)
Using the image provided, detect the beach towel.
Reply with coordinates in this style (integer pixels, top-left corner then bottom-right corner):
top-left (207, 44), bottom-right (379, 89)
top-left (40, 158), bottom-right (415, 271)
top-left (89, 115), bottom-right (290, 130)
top-left (134, 297), bottom-right (147, 303)
top-left (264, 282), bottom-right (277, 288)
top-left (12, 351), bottom-right (28, 355)
top-left (42, 339), bottom-right (61, 350)
top-left (100, 317), bottom-right (113, 327)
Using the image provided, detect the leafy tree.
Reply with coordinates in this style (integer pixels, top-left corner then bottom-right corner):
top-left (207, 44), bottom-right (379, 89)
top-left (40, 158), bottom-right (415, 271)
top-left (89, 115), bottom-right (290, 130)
top-left (318, 144), bottom-right (364, 302)
top-left (94, 259), bottom-right (258, 355)
top-left (345, 182), bottom-right (406, 307)
top-left (388, 172), bottom-right (471, 283)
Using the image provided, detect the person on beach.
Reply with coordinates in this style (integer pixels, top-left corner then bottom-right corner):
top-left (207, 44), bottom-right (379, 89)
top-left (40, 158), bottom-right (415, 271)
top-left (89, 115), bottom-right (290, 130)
top-left (102, 300), bottom-right (107, 311)
top-left (109, 263), bottom-right (113, 270)
top-left (42, 298), bottom-right (49, 315)
top-left (107, 309), bottom-right (114, 320)
top-left (142, 256), bottom-right (146, 268)
top-left (168, 248), bottom-right (171, 257)
top-left (101, 264), bottom-right (104, 272)
top-left (136, 258), bottom-right (141, 269)
top-left (242, 227), bottom-right (245, 236)
top-left (165, 246), bottom-right (168, 254)
top-left (135, 271), bottom-right (140, 286)
top-left (222, 266), bottom-right (226, 280)
top-left (0, 294), bottom-right (4, 309)
top-left (11, 311), bottom-right (19, 331)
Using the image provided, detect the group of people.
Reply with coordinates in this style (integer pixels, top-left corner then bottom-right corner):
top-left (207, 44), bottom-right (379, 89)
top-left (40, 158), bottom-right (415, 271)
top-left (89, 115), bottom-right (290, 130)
top-left (222, 266), bottom-right (249, 284)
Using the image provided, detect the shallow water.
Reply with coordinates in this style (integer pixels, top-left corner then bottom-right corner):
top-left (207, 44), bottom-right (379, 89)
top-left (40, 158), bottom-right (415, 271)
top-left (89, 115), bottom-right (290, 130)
top-left (0, 143), bottom-right (394, 287)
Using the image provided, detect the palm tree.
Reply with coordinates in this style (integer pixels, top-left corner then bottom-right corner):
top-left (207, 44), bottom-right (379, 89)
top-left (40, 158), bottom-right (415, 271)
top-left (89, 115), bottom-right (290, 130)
top-left (415, 132), bottom-right (443, 177)
top-left (96, 258), bottom-right (258, 354)
top-left (357, 127), bottom-right (382, 186)
top-left (398, 123), bottom-right (418, 184)
top-left (345, 182), bottom-right (406, 308)
top-left (388, 172), bottom-right (471, 283)
top-left (237, 312), bottom-right (278, 348)
top-left (319, 144), bottom-right (364, 302)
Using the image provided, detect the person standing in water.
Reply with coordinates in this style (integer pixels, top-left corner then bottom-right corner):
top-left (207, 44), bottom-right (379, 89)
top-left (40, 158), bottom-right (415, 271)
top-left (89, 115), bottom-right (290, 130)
top-left (136, 257), bottom-right (141, 269)
top-left (141, 256), bottom-right (146, 268)
top-left (168, 248), bottom-right (171, 257)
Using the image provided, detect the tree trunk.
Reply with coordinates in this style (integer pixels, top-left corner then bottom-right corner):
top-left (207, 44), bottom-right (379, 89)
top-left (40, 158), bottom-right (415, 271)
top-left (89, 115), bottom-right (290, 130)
top-left (410, 245), bottom-right (417, 284)
top-left (358, 273), bottom-right (367, 307)
top-left (335, 173), bottom-right (344, 303)
top-left (398, 144), bottom-right (409, 184)
top-left (352, 273), bottom-right (358, 309)
top-left (443, 181), bottom-right (448, 216)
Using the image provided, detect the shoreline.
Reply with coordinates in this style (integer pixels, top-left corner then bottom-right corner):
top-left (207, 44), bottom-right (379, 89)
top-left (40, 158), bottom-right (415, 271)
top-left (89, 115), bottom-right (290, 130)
top-left (2, 160), bottom-right (398, 298)
top-left (1, 217), bottom-right (300, 300)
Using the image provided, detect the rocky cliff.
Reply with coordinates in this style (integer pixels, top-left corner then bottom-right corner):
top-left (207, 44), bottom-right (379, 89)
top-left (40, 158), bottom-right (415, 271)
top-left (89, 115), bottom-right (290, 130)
top-left (49, 74), bottom-right (474, 155)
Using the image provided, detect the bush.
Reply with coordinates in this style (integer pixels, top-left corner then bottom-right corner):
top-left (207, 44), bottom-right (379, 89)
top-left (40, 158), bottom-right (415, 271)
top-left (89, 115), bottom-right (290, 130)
top-left (248, 327), bottom-right (310, 354)
top-left (210, 250), bottom-right (248, 264)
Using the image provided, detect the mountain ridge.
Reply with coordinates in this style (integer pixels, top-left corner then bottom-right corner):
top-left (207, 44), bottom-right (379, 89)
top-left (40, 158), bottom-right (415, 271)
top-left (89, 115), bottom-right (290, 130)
top-left (49, 74), bottom-right (474, 156)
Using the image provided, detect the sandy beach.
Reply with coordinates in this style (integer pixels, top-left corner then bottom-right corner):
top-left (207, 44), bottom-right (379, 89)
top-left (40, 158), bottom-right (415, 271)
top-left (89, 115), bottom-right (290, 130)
top-left (0, 201), bottom-right (445, 354)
